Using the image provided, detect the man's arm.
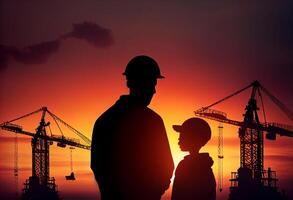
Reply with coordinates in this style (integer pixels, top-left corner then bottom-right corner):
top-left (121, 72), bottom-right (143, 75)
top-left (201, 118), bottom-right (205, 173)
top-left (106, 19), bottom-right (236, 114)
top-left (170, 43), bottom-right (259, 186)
top-left (154, 117), bottom-right (175, 192)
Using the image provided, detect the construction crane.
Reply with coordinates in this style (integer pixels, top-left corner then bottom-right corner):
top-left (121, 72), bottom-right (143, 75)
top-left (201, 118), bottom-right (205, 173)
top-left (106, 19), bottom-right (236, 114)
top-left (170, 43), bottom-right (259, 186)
top-left (0, 107), bottom-right (91, 200)
top-left (194, 81), bottom-right (293, 200)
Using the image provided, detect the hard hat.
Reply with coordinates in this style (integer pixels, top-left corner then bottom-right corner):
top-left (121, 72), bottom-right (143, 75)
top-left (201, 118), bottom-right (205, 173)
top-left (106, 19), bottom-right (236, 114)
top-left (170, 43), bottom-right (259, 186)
top-left (123, 55), bottom-right (165, 79)
top-left (173, 118), bottom-right (211, 140)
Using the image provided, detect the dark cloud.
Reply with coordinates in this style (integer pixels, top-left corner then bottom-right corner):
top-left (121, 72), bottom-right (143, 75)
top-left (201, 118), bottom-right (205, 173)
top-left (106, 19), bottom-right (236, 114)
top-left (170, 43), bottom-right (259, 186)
top-left (0, 45), bottom-right (16, 70)
top-left (1, 41), bottom-right (61, 70)
top-left (63, 22), bottom-right (114, 48)
top-left (0, 22), bottom-right (113, 69)
top-left (12, 39), bottom-right (60, 64)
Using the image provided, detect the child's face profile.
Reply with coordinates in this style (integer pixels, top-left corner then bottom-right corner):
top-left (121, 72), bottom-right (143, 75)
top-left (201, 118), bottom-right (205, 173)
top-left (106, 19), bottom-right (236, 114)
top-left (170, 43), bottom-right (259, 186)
top-left (178, 132), bottom-right (190, 151)
top-left (178, 131), bottom-right (202, 152)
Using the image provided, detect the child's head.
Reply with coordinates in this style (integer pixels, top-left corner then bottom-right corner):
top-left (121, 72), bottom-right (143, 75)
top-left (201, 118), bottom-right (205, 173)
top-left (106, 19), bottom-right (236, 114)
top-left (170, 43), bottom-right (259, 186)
top-left (173, 118), bottom-right (211, 153)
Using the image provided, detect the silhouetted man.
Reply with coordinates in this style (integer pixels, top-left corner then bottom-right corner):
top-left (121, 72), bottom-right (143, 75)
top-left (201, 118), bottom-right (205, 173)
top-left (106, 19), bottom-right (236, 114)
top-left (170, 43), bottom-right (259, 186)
top-left (91, 55), bottom-right (174, 200)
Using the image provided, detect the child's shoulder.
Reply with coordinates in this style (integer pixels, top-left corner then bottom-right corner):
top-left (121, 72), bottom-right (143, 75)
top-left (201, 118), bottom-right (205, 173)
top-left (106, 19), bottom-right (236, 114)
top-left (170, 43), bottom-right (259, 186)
top-left (197, 153), bottom-right (214, 167)
top-left (177, 153), bottom-right (214, 171)
top-left (198, 153), bottom-right (213, 163)
top-left (175, 153), bottom-right (214, 182)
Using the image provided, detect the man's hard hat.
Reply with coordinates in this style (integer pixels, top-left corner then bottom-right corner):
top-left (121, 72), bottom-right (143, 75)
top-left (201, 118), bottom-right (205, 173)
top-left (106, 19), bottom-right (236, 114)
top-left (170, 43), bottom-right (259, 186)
top-left (173, 118), bottom-right (211, 140)
top-left (123, 55), bottom-right (165, 79)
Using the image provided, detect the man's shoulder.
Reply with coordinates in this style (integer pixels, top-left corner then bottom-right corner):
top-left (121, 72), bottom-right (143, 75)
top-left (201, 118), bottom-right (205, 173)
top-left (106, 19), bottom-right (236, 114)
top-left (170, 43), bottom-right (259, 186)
top-left (93, 103), bottom-right (118, 126)
top-left (142, 107), bottom-right (163, 120)
top-left (93, 97), bottom-right (164, 128)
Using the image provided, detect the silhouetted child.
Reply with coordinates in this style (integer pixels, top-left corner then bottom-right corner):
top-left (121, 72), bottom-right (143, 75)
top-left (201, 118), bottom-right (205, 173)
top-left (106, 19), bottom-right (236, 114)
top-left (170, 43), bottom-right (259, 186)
top-left (172, 117), bottom-right (216, 200)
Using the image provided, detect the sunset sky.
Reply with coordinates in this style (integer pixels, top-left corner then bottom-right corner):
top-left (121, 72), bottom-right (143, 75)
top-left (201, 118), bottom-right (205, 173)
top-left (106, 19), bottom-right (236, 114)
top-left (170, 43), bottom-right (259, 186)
top-left (1, 1), bottom-right (293, 200)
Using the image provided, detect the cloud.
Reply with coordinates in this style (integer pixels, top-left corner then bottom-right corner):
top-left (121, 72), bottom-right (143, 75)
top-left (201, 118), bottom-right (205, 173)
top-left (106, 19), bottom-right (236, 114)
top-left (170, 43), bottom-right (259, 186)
top-left (0, 45), bottom-right (16, 69)
top-left (63, 22), bottom-right (114, 48)
top-left (12, 39), bottom-right (60, 65)
top-left (0, 22), bottom-right (114, 69)
top-left (0, 41), bottom-right (60, 70)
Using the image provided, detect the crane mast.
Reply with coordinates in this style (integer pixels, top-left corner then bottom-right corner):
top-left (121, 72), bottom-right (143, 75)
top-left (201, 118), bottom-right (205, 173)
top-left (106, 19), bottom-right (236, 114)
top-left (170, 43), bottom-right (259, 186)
top-left (31, 108), bottom-right (50, 186)
top-left (239, 84), bottom-right (263, 185)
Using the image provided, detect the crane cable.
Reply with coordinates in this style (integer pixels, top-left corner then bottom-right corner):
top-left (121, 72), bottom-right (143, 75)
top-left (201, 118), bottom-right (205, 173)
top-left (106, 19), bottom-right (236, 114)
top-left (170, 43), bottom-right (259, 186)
top-left (198, 82), bottom-right (253, 112)
top-left (69, 147), bottom-right (74, 172)
top-left (1, 108), bottom-right (43, 125)
top-left (50, 113), bottom-right (64, 137)
top-left (48, 125), bottom-right (53, 137)
top-left (258, 87), bottom-right (267, 124)
top-left (260, 85), bottom-right (293, 121)
top-left (47, 110), bottom-right (91, 145)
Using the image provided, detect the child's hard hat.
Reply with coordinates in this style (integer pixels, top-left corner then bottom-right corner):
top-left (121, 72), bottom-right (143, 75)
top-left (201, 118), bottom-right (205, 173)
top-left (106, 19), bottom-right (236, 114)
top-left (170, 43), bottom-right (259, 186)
top-left (173, 117), bottom-right (211, 140)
